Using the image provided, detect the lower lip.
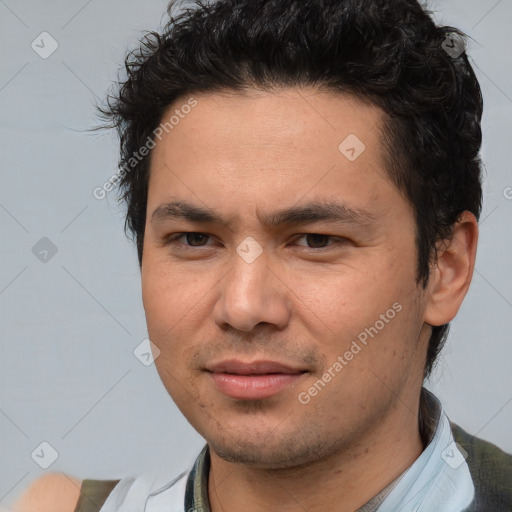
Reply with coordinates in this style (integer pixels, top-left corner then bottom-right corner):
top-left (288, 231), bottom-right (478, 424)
top-left (209, 372), bottom-right (305, 400)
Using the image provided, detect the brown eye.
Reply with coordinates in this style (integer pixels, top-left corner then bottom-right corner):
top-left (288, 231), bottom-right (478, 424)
top-left (303, 234), bottom-right (331, 248)
top-left (164, 232), bottom-right (213, 247)
top-left (293, 234), bottom-right (344, 250)
top-left (183, 233), bottom-right (210, 246)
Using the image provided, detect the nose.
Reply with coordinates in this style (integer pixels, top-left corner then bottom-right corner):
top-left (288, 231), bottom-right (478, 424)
top-left (212, 249), bottom-right (291, 333)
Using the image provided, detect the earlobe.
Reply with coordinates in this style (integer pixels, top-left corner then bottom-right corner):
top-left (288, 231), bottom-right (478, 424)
top-left (423, 211), bottom-right (479, 327)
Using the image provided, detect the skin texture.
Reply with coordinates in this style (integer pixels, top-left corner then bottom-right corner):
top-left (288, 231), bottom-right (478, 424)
top-left (142, 87), bottom-right (478, 512)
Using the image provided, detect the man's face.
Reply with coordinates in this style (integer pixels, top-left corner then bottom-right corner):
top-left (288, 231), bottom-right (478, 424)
top-left (142, 88), bottom-right (432, 469)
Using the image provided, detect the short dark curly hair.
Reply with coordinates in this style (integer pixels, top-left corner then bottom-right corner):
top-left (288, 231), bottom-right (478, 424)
top-left (98, 0), bottom-right (483, 380)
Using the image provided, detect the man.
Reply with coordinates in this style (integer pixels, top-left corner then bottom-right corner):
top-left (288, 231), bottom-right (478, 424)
top-left (14, 0), bottom-right (511, 511)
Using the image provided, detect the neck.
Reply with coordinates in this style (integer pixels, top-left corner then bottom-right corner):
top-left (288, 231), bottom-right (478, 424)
top-left (208, 392), bottom-right (425, 512)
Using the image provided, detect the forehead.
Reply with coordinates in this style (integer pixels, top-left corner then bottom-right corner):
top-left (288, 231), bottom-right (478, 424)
top-left (154, 86), bottom-right (385, 156)
top-left (147, 87), bottom-right (402, 223)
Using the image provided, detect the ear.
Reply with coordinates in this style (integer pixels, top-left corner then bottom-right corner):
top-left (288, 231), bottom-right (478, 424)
top-left (424, 211), bottom-right (479, 326)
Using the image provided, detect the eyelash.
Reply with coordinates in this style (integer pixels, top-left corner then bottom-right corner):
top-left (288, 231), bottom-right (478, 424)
top-left (163, 232), bottom-right (347, 252)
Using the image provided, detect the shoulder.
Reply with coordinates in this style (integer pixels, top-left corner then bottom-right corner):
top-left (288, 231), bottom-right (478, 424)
top-left (451, 422), bottom-right (512, 510)
top-left (12, 473), bottom-right (82, 512)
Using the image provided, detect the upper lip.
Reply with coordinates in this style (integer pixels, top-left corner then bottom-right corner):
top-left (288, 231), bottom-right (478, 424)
top-left (206, 359), bottom-right (307, 375)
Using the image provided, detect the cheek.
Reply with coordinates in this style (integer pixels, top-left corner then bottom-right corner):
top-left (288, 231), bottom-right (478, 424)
top-left (142, 254), bottom-right (202, 329)
top-left (289, 262), bottom-right (405, 336)
top-left (142, 264), bottom-right (173, 334)
top-left (298, 259), bottom-right (422, 373)
top-left (141, 259), bottom-right (217, 381)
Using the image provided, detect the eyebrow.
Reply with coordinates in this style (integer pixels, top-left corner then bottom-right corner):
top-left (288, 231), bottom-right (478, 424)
top-left (151, 200), bottom-right (376, 230)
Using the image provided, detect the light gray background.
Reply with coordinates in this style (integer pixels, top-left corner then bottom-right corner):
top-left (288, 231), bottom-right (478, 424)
top-left (1, 0), bottom-right (511, 506)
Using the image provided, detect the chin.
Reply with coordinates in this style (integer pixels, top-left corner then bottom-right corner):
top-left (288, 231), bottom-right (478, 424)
top-left (204, 422), bottom-right (342, 470)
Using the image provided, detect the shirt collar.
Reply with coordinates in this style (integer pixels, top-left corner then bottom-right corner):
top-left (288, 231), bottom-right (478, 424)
top-left (184, 443), bottom-right (210, 512)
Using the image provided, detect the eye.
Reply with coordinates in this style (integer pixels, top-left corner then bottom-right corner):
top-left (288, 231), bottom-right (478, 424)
top-left (292, 234), bottom-right (346, 250)
top-left (164, 232), bottom-right (214, 247)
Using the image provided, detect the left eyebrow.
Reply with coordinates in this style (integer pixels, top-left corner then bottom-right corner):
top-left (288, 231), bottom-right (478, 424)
top-left (260, 201), bottom-right (377, 229)
top-left (151, 199), bottom-right (377, 230)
